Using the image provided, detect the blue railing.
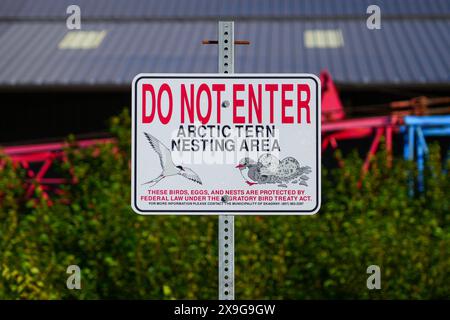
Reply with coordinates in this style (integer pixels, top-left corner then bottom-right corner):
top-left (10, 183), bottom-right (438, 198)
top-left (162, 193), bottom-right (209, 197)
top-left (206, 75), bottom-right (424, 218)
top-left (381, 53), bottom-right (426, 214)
top-left (402, 115), bottom-right (450, 193)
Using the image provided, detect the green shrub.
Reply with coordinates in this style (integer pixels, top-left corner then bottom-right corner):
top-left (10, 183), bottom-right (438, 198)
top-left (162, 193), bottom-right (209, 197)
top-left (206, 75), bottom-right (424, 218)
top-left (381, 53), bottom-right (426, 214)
top-left (0, 109), bottom-right (448, 299)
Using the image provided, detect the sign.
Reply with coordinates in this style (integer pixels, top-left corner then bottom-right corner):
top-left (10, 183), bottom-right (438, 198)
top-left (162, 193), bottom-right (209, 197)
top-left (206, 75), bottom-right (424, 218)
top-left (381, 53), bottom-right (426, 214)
top-left (132, 74), bottom-right (321, 215)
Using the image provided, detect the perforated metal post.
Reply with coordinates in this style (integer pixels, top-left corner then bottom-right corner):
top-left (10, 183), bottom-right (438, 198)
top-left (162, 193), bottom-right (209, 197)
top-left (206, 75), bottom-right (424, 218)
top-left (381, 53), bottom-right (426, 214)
top-left (218, 21), bottom-right (234, 74)
top-left (218, 21), bottom-right (234, 300)
top-left (218, 214), bottom-right (234, 300)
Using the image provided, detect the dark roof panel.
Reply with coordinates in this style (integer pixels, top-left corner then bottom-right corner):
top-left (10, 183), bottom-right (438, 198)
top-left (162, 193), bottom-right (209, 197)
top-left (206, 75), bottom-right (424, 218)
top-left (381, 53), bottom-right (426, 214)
top-left (0, 0), bottom-right (449, 20)
top-left (0, 19), bottom-right (448, 87)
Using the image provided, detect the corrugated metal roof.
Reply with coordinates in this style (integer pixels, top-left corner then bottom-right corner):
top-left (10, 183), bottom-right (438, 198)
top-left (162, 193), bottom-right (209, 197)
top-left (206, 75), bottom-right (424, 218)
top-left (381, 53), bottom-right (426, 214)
top-left (0, 0), bottom-right (449, 20)
top-left (0, 19), bottom-right (448, 87)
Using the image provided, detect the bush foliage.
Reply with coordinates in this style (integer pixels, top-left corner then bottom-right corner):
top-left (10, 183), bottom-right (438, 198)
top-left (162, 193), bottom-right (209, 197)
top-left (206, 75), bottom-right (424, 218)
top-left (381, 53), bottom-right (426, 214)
top-left (0, 109), bottom-right (448, 299)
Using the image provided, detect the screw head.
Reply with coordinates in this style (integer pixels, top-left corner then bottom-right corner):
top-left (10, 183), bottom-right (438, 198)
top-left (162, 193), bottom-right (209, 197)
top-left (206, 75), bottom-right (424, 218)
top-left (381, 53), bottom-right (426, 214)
top-left (221, 100), bottom-right (230, 108)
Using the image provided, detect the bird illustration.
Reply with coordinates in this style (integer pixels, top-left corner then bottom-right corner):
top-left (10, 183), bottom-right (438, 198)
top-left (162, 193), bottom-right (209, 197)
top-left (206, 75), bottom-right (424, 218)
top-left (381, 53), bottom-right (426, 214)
top-left (236, 153), bottom-right (311, 187)
top-left (142, 132), bottom-right (202, 187)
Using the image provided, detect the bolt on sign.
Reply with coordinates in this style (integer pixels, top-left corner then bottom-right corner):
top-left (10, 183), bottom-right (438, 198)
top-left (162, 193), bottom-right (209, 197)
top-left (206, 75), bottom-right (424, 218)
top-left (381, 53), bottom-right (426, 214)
top-left (132, 74), bottom-right (321, 215)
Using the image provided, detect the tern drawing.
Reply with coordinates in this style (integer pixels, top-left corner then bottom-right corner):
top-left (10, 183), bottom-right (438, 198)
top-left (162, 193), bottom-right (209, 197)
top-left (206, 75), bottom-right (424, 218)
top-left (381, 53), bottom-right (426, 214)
top-left (142, 132), bottom-right (202, 187)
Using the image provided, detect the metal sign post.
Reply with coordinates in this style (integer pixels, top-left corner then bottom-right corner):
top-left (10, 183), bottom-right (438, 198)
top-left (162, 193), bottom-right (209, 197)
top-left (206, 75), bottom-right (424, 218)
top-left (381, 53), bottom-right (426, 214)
top-left (218, 21), bottom-right (236, 301)
top-left (204, 21), bottom-right (249, 300)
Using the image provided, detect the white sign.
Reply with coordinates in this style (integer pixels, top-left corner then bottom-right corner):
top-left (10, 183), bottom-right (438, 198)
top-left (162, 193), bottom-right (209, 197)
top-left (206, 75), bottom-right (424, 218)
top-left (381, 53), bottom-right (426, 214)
top-left (132, 74), bottom-right (321, 215)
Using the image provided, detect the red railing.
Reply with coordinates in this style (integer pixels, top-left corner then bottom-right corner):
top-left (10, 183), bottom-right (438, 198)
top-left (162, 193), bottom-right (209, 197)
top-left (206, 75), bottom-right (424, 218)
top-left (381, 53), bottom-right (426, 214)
top-left (2, 138), bottom-right (115, 204)
top-left (320, 70), bottom-right (399, 173)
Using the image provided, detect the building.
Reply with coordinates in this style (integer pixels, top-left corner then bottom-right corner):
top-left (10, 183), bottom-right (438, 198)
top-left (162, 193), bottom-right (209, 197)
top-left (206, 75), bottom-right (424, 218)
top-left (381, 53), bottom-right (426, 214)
top-left (0, 0), bottom-right (449, 143)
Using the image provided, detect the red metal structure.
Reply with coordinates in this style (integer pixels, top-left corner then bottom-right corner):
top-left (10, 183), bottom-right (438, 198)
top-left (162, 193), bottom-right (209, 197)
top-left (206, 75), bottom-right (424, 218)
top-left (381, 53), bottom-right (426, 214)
top-left (2, 138), bottom-right (114, 203)
top-left (321, 70), bottom-right (398, 172)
